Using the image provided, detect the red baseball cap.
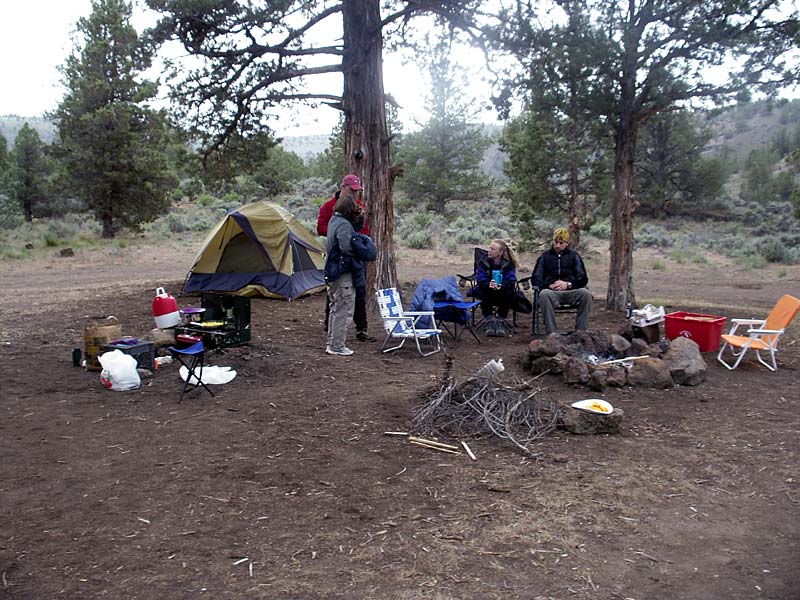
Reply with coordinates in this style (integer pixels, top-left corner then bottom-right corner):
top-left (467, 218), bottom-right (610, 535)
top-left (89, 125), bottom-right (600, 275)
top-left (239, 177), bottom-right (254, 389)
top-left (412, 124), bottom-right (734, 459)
top-left (341, 173), bottom-right (362, 191)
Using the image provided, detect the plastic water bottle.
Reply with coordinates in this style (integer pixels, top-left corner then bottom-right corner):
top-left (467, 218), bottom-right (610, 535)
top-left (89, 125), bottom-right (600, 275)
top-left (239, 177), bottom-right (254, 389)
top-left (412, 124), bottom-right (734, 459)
top-left (626, 302), bottom-right (632, 319)
top-left (475, 358), bottom-right (505, 378)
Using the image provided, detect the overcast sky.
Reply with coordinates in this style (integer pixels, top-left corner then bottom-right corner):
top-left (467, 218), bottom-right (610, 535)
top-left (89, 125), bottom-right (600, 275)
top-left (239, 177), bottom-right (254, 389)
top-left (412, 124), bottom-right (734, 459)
top-left (0, 0), bottom-right (500, 137)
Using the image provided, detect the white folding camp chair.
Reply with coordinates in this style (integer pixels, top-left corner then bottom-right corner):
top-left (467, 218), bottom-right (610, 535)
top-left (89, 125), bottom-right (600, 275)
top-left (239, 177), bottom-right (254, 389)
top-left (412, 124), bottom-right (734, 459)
top-left (376, 287), bottom-right (442, 357)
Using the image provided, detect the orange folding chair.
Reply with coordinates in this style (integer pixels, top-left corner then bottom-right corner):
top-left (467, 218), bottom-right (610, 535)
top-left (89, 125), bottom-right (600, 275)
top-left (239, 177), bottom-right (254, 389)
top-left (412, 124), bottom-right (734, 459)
top-left (717, 294), bottom-right (800, 372)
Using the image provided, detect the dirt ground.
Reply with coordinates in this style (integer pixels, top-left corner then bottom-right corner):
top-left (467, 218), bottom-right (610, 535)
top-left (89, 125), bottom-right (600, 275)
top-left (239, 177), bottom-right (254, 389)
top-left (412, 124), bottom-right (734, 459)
top-left (1, 240), bottom-right (799, 600)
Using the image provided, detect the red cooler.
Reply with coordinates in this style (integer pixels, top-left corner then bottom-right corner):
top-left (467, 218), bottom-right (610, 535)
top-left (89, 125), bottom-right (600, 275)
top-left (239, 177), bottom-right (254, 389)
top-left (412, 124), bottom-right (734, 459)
top-left (664, 312), bottom-right (727, 352)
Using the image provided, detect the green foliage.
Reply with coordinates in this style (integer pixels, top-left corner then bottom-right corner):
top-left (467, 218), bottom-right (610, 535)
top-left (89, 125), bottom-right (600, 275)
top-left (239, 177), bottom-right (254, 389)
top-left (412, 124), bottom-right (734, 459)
top-left (54, 0), bottom-right (177, 238)
top-left (12, 123), bottom-right (51, 221)
top-left (635, 223), bottom-right (674, 248)
top-left (636, 111), bottom-right (725, 218)
top-left (497, 4), bottom-right (611, 243)
top-left (650, 259), bottom-right (666, 270)
top-left (395, 43), bottom-right (493, 214)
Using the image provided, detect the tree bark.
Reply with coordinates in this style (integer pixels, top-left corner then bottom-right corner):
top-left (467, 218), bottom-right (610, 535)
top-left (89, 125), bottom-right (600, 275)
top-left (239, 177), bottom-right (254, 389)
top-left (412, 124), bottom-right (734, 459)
top-left (568, 156), bottom-right (581, 249)
top-left (101, 194), bottom-right (114, 238)
top-left (607, 117), bottom-right (637, 312)
top-left (342, 0), bottom-right (397, 298)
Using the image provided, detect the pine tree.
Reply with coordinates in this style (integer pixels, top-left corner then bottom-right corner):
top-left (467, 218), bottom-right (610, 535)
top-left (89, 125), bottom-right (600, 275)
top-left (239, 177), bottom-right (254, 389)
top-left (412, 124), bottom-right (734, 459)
top-left (55, 0), bottom-right (176, 238)
top-left (12, 124), bottom-right (49, 222)
top-left (396, 43), bottom-right (492, 214)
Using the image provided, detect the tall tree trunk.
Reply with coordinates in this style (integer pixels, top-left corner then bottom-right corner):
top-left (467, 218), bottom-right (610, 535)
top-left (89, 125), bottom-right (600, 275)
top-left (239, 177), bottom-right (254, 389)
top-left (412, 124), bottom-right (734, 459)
top-left (101, 194), bottom-right (114, 238)
top-left (342, 0), bottom-right (397, 296)
top-left (607, 118), bottom-right (637, 312)
top-left (568, 158), bottom-right (580, 249)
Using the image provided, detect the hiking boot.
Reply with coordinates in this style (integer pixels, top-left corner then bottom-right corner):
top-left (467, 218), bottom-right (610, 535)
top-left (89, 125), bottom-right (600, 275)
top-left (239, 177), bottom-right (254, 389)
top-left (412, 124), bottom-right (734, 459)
top-left (325, 346), bottom-right (354, 356)
top-left (356, 331), bottom-right (377, 342)
top-left (495, 320), bottom-right (510, 337)
top-left (485, 317), bottom-right (500, 337)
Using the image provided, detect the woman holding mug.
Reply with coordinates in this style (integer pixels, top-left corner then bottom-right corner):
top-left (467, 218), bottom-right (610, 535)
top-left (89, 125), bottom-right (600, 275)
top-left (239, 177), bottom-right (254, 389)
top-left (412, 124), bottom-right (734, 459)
top-left (475, 239), bottom-right (519, 337)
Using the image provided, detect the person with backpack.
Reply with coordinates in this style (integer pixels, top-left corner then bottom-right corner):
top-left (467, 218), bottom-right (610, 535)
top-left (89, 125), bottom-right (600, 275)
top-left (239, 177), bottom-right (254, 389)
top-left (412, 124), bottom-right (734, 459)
top-left (317, 174), bottom-right (375, 342)
top-left (323, 194), bottom-right (376, 356)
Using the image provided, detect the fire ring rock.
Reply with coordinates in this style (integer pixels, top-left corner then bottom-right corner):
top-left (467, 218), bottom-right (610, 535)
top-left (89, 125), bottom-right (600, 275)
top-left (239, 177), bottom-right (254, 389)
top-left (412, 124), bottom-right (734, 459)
top-left (663, 336), bottom-right (707, 386)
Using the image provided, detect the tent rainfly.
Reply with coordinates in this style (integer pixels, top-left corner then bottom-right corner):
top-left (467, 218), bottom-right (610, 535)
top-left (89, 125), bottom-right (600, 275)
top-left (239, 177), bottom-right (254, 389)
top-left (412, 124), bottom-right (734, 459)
top-left (182, 201), bottom-right (326, 300)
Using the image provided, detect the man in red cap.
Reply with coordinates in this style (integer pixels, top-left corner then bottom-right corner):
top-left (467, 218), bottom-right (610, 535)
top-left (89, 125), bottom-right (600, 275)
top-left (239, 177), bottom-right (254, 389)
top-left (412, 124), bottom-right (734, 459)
top-left (317, 174), bottom-right (374, 341)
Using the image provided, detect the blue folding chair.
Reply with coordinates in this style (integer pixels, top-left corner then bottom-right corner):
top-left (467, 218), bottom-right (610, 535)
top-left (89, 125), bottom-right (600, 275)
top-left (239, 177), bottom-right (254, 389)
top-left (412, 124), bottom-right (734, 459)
top-left (433, 299), bottom-right (481, 344)
top-left (168, 341), bottom-right (215, 402)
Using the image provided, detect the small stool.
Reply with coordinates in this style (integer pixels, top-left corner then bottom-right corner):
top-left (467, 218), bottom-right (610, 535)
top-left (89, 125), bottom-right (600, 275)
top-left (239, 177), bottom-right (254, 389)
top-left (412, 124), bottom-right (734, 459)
top-left (168, 341), bottom-right (215, 402)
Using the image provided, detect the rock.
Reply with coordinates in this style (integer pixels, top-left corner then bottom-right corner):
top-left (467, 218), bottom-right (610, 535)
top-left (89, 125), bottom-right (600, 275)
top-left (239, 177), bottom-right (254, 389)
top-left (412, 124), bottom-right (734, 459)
top-left (626, 357), bottom-right (674, 388)
top-left (588, 369), bottom-right (608, 392)
top-left (561, 406), bottom-right (624, 435)
top-left (528, 338), bottom-right (545, 357)
top-left (25, 242), bottom-right (34, 250)
top-left (628, 338), bottom-right (650, 357)
top-left (528, 354), bottom-right (565, 375)
top-left (605, 364), bottom-right (627, 387)
top-left (633, 323), bottom-right (661, 344)
top-left (664, 336), bottom-right (707, 386)
top-left (566, 330), bottom-right (596, 354)
top-left (609, 334), bottom-right (632, 356)
top-left (59, 247), bottom-right (75, 257)
top-left (563, 357), bottom-right (590, 384)
top-left (540, 334), bottom-right (564, 356)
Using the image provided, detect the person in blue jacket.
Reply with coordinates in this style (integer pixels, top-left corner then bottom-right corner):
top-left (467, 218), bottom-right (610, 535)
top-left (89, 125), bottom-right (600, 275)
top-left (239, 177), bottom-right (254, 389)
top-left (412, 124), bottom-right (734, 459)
top-left (475, 239), bottom-right (519, 337)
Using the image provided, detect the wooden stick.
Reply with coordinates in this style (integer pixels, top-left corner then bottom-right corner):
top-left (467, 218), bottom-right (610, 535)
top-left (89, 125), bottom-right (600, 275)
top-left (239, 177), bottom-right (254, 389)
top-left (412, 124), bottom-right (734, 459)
top-left (409, 440), bottom-right (461, 454)
top-left (383, 431), bottom-right (408, 436)
top-left (599, 355), bottom-right (650, 365)
top-left (408, 436), bottom-right (460, 450)
top-left (461, 441), bottom-right (477, 461)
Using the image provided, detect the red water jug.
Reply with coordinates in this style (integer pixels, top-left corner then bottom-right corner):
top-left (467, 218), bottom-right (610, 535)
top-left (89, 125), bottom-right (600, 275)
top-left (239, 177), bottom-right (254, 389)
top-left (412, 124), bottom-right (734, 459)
top-left (152, 287), bottom-right (180, 329)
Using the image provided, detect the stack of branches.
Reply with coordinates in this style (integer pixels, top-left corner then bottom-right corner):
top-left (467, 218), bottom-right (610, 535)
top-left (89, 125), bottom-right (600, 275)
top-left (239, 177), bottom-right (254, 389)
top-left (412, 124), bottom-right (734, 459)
top-left (412, 356), bottom-right (562, 457)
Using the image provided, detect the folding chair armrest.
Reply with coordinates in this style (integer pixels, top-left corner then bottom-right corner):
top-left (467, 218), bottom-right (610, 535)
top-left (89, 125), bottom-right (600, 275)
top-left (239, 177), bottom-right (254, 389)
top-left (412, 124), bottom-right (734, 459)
top-left (748, 328), bottom-right (784, 335)
top-left (456, 274), bottom-right (475, 288)
top-left (732, 318), bottom-right (764, 326)
top-left (404, 311), bottom-right (435, 316)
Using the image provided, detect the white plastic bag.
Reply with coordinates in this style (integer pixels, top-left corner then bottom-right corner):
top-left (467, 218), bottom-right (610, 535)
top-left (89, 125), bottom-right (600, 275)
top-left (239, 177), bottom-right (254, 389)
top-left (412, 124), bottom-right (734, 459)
top-left (98, 349), bottom-right (141, 391)
top-left (179, 365), bottom-right (237, 385)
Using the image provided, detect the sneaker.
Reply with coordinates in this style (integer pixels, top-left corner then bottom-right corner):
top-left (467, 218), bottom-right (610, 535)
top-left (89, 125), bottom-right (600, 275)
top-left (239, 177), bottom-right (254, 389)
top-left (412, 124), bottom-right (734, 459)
top-left (495, 321), bottom-right (510, 337)
top-left (356, 331), bottom-right (377, 342)
top-left (325, 346), bottom-right (354, 356)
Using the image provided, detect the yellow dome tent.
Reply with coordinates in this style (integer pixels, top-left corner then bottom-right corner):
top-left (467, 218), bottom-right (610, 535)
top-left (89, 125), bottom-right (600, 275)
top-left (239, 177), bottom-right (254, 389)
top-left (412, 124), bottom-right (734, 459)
top-left (182, 202), bottom-right (325, 300)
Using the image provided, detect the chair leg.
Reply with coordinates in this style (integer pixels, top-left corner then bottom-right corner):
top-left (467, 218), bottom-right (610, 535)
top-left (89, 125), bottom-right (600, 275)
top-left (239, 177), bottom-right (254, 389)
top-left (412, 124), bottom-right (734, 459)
top-left (176, 354), bottom-right (215, 402)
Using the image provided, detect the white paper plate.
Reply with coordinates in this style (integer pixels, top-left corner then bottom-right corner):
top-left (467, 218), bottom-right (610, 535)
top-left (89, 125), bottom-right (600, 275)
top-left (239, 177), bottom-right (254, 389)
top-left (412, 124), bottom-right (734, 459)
top-left (571, 399), bottom-right (614, 415)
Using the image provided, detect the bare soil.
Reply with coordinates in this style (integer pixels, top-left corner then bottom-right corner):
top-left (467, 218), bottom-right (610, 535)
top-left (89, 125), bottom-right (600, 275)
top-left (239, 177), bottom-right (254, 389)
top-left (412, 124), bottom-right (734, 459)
top-left (1, 240), bottom-right (799, 599)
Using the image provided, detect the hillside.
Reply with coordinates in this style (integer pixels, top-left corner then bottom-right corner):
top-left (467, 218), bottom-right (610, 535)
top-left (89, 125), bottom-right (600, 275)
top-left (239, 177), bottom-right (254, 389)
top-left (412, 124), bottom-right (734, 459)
top-left (0, 115), bottom-right (56, 147)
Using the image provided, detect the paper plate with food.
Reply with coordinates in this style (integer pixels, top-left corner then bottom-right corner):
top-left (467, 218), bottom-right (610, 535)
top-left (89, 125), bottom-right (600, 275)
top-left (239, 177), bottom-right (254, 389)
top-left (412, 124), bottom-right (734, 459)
top-left (571, 399), bottom-right (614, 415)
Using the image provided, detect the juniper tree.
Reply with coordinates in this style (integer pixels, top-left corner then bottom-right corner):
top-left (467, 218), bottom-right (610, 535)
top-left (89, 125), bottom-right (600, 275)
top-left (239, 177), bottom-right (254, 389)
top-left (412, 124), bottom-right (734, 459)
top-left (12, 124), bottom-right (49, 222)
top-left (55, 0), bottom-right (176, 238)
top-left (494, 0), bottom-right (799, 310)
top-left (146, 0), bottom-right (485, 289)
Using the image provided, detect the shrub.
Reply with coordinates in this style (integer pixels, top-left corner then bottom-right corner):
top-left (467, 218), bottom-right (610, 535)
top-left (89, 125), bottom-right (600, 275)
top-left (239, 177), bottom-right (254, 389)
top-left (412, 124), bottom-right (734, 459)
top-left (403, 230), bottom-right (434, 249)
top-left (636, 223), bottom-right (674, 248)
top-left (651, 259), bottom-right (666, 270)
top-left (443, 237), bottom-right (459, 255)
top-left (588, 219), bottom-right (611, 239)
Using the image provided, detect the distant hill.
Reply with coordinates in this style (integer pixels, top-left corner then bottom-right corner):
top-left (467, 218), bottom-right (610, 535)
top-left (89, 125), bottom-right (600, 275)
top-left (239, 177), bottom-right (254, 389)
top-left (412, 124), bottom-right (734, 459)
top-left (704, 98), bottom-right (800, 164)
top-left (0, 115), bottom-right (56, 148)
top-left (278, 134), bottom-right (329, 163)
